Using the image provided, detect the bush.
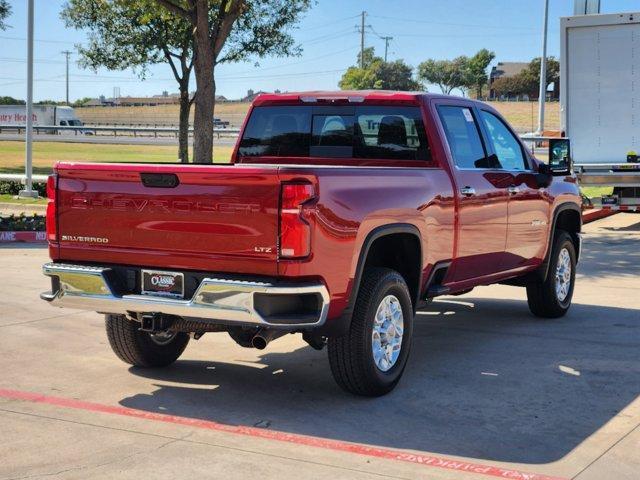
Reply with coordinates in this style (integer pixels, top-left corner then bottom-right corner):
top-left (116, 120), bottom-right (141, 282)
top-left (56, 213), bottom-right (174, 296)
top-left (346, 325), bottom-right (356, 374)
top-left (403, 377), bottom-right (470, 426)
top-left (0, 213), bottom-right (46, 231)
top-left (0, 180), bottom-right (47, 197)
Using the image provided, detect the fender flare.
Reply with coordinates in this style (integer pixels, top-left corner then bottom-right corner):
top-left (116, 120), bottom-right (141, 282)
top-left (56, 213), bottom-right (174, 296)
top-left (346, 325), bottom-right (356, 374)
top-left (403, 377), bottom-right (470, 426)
top-left (540, 202), bottom-right (582, 281)
top-left (320, 223), bottom-right (422, 337)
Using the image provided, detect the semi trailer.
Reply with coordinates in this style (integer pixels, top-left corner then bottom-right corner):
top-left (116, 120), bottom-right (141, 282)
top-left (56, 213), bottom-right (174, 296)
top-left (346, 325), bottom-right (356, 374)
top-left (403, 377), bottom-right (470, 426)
top-left (561, 11), bottom-right (640, 210)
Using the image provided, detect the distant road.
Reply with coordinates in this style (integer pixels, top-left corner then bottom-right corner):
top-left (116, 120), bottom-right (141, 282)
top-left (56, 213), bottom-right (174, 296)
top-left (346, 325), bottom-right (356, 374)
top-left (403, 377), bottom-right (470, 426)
top-left (0, 133), bottom-right (238, 146)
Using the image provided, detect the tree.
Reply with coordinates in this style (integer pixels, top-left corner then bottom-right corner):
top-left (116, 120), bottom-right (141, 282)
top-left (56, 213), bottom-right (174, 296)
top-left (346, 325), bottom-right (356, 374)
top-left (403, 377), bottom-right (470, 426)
top-left (0, 0), bottom-right (10, 31)
top-left (72, 97), bottom-right (93, 107)
top-left (522, 56), bottom-right (560, 96)
top-left (61, 1), bottom-right (195, 162)
top-left (35, 100), bottom-right (67, 105)
top-left (339, 48), bottom-right (422, 91)
top-left (0, 96), bottom-right (25, 105)
top-left (155, 0), bottom-right (311, 164)
top-left (491, 57), bottom-right (560, 100)
top-left (417, 56), bottom-right (469, 95)
top-left (464, 49), bottom-right (495, 99)
top-left (491, 75), bottom-right (532, 98)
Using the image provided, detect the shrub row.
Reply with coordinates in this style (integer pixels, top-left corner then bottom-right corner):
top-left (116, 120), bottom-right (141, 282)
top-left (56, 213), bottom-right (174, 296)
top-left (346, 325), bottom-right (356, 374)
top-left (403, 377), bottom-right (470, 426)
top-left (0, 213), bottom-right (46, 231)
top-left (0, 180), bottom-right (47, 197)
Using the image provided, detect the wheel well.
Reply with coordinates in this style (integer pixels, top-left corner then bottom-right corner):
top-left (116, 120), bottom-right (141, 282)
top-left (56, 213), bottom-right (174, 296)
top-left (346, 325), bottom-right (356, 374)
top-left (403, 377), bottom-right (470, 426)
top-left (555, 208), bottom-right (581, 256)
top-left (362, 233), bottom-right (421, 306)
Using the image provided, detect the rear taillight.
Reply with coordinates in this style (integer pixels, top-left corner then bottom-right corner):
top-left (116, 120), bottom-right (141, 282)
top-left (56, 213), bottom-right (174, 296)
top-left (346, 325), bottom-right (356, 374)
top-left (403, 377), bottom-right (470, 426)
top-left (279, 182), bottom-right (315, 259)
top-left (46, 174), bottom-right (57, 242)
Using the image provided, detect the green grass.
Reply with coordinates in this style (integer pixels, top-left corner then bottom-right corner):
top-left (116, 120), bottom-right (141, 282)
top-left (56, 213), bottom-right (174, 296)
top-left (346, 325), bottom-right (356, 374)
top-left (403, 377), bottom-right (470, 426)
top-left (0, 194), bottom-right (47, 205)
top-left (581, 186), bottom-right (613, 199)
top-left (0, 141), bottom-right (234, 174)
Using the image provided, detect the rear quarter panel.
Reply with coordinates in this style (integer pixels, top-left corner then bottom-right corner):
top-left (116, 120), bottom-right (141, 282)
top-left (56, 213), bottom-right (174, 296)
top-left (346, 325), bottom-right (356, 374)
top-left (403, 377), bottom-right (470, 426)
top-left (277, 165), bottom-right (455, 320)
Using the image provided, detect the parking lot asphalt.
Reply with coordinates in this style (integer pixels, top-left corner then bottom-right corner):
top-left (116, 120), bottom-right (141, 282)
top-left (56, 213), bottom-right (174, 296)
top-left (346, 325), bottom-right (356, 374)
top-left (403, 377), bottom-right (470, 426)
top-left (1, 213), bottom-right (639, 480)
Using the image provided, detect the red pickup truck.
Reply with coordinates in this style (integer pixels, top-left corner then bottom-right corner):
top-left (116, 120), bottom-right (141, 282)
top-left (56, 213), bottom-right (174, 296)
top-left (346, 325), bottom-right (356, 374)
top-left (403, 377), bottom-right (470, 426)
top-left (41, 91), bottom-right (581, 396)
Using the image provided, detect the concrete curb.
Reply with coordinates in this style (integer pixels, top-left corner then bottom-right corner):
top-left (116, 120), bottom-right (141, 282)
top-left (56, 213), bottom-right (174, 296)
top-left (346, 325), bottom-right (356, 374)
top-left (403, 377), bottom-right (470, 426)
top-left (0, 231), bottom-right (47, 243)
top-left (582, 208), bottom-right (618, 224)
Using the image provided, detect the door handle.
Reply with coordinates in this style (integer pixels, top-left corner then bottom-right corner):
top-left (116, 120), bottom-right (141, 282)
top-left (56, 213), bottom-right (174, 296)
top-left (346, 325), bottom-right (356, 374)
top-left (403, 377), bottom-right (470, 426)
top-left (460, 186), bottom-right (476, 197)
top-left (507, 185), bottom-right (520, 195)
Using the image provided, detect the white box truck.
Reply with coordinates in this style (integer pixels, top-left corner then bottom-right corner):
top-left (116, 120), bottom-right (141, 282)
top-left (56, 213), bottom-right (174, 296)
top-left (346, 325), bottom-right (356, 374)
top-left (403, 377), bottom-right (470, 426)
top-left (560, 11), bottom-right (640, 210)
top-left (0, 105), bottom-right (84, 127)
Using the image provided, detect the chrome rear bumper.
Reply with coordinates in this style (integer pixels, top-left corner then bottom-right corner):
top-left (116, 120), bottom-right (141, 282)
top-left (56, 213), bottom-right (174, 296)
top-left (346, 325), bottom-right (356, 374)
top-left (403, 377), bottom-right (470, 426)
top-left (41, 263), bottom-right (330, 328)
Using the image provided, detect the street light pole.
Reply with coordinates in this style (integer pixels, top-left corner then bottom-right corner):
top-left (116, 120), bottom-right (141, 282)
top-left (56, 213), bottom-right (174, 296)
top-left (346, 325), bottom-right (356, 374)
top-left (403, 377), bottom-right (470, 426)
top-left (62, 50), bottom-right (72, 105)
top-left (359, 11), bottom-right (366, 68)
top-left (537, 0), bottom-right (549, 134)
top-left (19, 0), bottom-right (37, 199)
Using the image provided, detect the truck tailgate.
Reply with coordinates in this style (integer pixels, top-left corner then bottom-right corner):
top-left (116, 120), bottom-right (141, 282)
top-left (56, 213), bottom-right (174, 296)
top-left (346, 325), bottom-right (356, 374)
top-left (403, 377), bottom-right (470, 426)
top-left (54, 163), bottom-right (280, 275)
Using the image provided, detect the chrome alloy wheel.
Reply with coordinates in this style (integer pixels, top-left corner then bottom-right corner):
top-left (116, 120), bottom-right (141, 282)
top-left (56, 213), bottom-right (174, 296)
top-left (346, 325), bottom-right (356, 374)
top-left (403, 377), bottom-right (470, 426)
top-left (372, 295), bottom-right (404, 372)
top-left (149, 330), bottom-right (177, 346)
top-left (555, 247), bottom-right (572, 302)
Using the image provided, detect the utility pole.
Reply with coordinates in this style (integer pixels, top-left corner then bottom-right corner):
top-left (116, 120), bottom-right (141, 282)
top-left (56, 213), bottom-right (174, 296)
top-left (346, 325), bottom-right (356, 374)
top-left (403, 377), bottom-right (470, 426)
top-left (62, 50), bottom-right (71, 105)
top-left (19, 0), bottom-right (37, 199)
top-left (359, 11), bottom-right (366, 68)
top-left (537, 0), bottom-right (549, 134)
top-left (382, 36), bottom-right (393, 62)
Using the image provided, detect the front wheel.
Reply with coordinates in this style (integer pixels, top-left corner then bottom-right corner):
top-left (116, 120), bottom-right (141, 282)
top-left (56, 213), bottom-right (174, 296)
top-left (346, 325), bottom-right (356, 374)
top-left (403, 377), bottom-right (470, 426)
top-left (526, 230), bottom-right (577, 318)
top-left (105, 314), bottom-right (190, 367)
top-left (328, 268), bottom-right (414, 396)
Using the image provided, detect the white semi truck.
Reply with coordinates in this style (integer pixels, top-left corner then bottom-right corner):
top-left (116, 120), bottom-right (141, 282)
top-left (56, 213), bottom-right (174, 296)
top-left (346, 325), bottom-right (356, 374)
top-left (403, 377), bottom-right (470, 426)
top-left (0, 105), bottom-right (83, 127)
top-left (561, 11), bottom-right (640, 210)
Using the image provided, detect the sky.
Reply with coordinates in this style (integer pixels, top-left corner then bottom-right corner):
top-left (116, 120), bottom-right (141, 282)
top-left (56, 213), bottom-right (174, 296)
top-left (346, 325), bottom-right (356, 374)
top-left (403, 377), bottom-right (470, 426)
top-left (0, 0), bottom-right (638, 102)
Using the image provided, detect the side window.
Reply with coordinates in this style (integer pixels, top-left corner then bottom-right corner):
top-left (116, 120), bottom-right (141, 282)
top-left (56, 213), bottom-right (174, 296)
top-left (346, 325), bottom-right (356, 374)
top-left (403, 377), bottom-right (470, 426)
top-left (238, 106), bottom-right (311, 157)
top-left (59, 120), bottom-right (67, 126)
top-left (354, 106), bottom-right (430, 161)
top-left (436, 106), bottom-right (486, 169)
top-left (479, 110), bottom-right (527, 170)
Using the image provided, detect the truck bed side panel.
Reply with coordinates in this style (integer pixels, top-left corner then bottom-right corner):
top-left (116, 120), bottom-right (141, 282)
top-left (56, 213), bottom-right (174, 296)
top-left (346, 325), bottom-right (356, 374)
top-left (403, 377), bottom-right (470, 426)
top-left (277, 166), bottom-right (455, 319)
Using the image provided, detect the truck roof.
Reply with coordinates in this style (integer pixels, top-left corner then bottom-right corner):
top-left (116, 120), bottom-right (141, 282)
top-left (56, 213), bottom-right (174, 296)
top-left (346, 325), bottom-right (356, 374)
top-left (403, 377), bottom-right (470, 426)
top-left (252, 90), bottom-right (456, 106)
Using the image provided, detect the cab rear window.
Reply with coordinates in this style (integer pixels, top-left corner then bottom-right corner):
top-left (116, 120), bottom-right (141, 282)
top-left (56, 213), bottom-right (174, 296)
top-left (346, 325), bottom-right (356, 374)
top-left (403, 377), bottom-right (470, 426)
top-left (238, 105), bottom-right (430, 161)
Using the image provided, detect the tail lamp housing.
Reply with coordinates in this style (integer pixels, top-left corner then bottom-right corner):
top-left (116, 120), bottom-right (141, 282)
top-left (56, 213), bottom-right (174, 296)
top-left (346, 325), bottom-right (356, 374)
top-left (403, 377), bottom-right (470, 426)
top-left (279, 182), bottom-right (315, 259)
top-left (46, 174), bottom-right (57, 242)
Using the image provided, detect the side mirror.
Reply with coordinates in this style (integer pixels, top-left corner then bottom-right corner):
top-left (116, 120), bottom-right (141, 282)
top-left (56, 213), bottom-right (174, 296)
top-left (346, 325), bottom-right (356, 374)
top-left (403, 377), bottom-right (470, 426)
top-left (534, 163), bottom-right (553, 188)
top-left (548, 138), bottom-right (572, 176)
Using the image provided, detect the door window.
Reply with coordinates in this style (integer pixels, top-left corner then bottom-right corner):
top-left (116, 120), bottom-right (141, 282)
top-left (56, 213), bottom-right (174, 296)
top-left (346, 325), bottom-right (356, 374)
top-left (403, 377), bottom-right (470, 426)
top-left (436, 106), bottom-right (486, 169)
top-left (479, 110), bottom-right (528, 171)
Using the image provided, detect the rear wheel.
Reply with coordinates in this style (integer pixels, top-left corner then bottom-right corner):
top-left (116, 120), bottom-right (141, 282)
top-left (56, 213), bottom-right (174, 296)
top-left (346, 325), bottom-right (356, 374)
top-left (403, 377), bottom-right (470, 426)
top-left (328, 268), bottom-right (413, 396)
top-left (526, 230), bottom-right (576, 318)
top-left (105, 314), bottom-right (190, 367)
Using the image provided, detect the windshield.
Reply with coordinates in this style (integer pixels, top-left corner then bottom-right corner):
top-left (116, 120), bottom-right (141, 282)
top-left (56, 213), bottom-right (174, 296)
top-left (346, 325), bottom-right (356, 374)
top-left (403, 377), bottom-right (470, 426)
top-left (239, 105), bottom-right (430, 161)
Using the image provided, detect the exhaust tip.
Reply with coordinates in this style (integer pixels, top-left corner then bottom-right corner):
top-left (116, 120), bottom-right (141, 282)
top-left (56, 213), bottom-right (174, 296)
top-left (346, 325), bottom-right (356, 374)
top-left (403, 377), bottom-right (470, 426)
top-left (251, 335), bottom-right (268, 350)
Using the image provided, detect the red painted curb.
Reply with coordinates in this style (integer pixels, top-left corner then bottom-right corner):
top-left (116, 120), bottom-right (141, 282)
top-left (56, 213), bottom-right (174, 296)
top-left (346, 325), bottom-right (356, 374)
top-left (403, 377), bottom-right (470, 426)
top-left (0, 388), bottom-right (566, 480)
top-left (582, 209), bottom-right (618, 224)
top-left (0, 231), bottom-right (47, 243)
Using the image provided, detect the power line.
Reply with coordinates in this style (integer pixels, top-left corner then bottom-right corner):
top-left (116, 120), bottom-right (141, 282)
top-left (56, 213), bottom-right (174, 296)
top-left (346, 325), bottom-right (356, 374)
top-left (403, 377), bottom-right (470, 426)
top-left (232, 45), bottom-right (358, 75)
top-left (0, 34), bottom-right (78, 44)
top-left (367, 14), bottom-right (539, 31)
top-left (299, 13), bottom-right (361, 32)
top-left (388, 31), bottom-right (543, 38)
top-left (0, 57), bottom-right (67, 65)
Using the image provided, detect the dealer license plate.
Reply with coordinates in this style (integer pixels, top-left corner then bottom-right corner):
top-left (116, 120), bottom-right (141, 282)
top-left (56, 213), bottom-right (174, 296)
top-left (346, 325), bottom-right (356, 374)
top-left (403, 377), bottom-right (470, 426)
top-left (141, 270), bottom-right (184, 298)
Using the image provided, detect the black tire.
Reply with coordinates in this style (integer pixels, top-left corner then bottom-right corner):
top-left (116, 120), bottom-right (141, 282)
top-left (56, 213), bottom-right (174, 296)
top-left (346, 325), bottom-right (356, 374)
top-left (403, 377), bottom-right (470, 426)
top-left (328, 268), bottom-right (414, 397)
top-left (526, 230), bottom-right (576, 318)
top-left (105, 314), bottom-right (190, 367)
